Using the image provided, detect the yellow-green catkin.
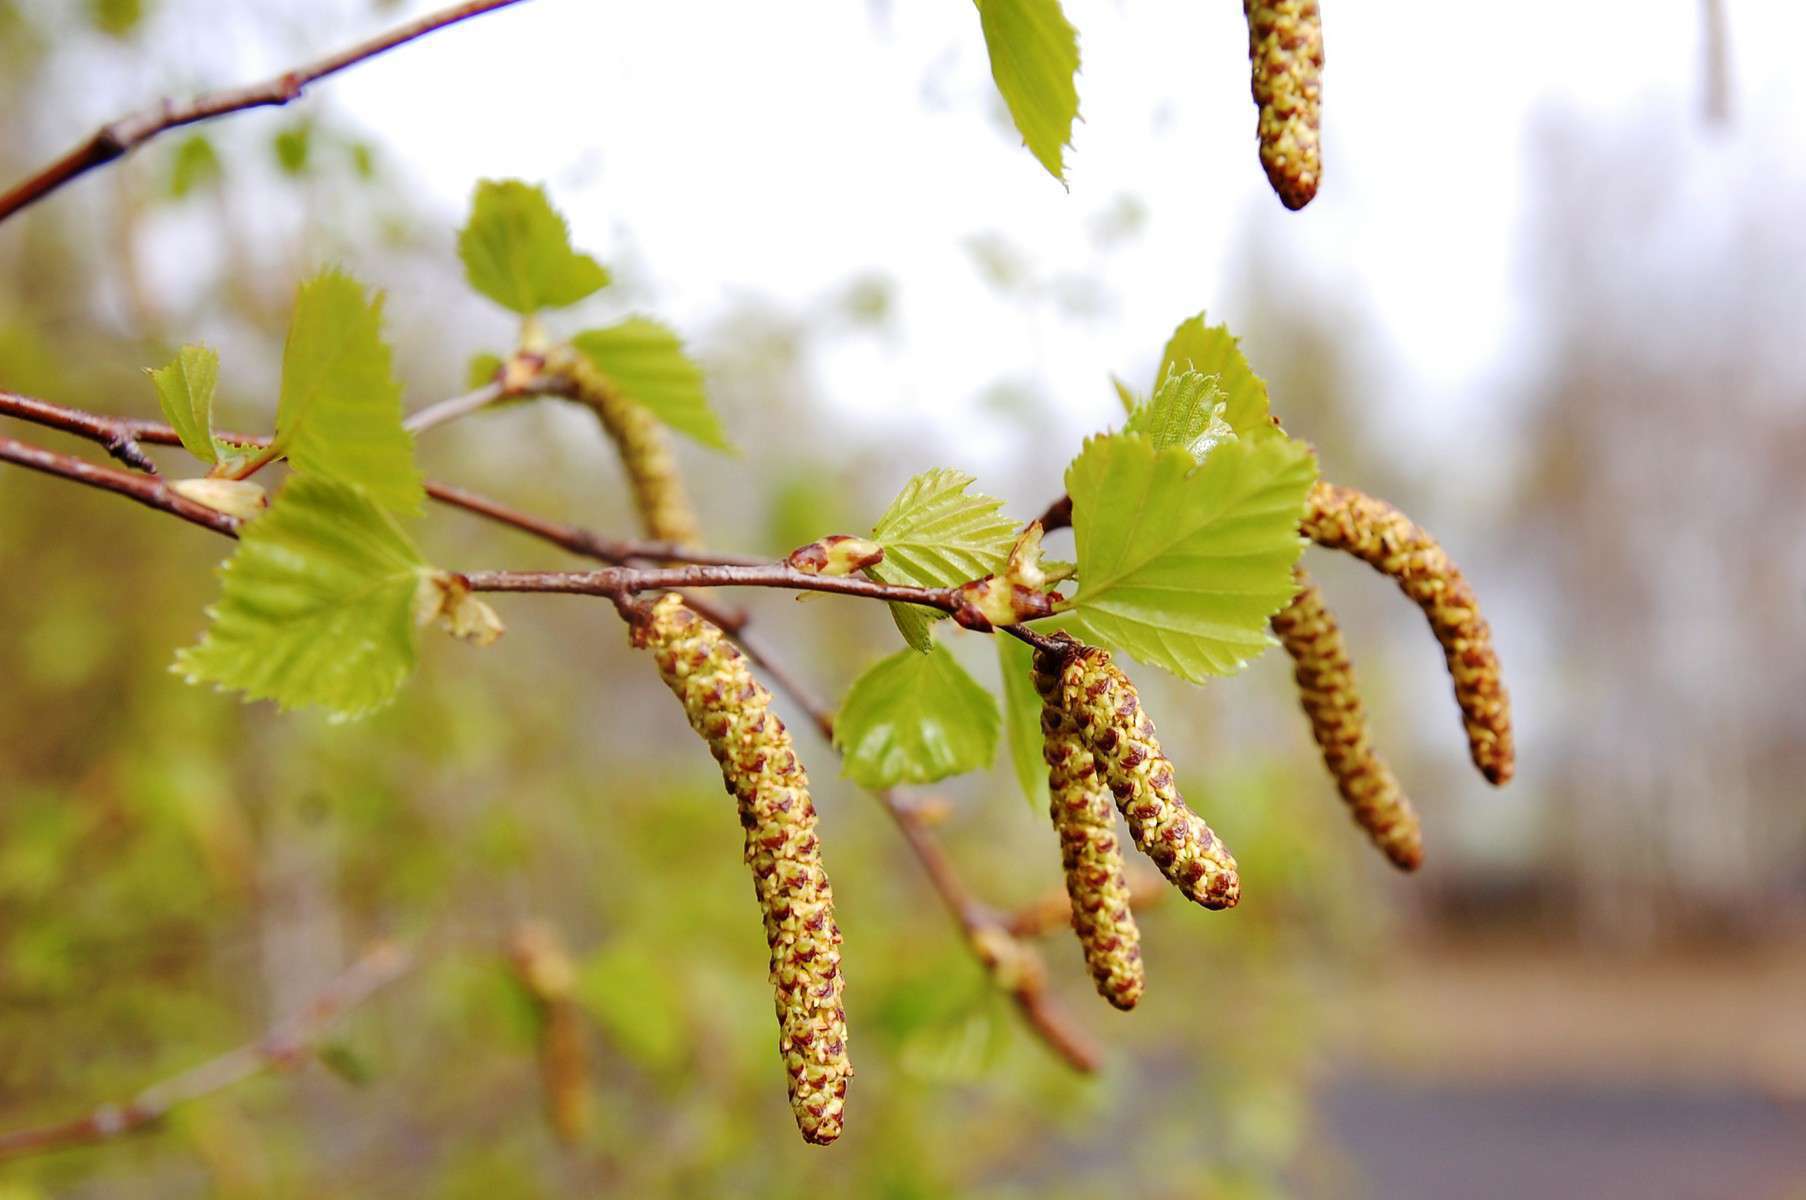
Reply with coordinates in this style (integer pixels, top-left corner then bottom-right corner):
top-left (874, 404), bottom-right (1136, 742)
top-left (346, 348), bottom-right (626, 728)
top-left (1302, 482), bottom-right (1516, 786)
top-left (549, 345), bottom-right (702, 547)
top-left (1271, 568), bottom-right (1424, 870)
top-left (1031, 655), bottom-right (1145, 1010)
top-left (632, 593), bottom-right (849, 1144)
top-left (1041, 643), bottom-right (1242, 910)
top-left (1244, 0), bottom-right (1324, 210)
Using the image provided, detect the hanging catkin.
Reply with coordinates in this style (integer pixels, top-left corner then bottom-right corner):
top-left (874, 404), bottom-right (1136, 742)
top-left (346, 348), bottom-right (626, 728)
top-left (549, 345), bottom-right (702, 547)
top-left (1040, 641), bottom-right (1241, 910)
top-left (632, 593), bottom-right (850, 1144)
top-left (1301, 482), bottom-right (1515, 786)
top-left (1030, 654), bottom-right (1145, 1010)
top-left (1244, 0), bottom-right (1324, 210)
top-left (1271, 568), bottom-right (1423, 870)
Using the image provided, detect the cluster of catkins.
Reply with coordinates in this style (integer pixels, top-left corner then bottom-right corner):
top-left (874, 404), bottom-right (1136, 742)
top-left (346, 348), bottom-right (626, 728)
top-left (1031, 637), bottom-right (1241, 1009)
top-left (1271, 481), bottom-right (1514, 871)
top-left (623, 477), bottom-right (1513, 1140)
top-left (633, 593), bottom-right (850, 1144)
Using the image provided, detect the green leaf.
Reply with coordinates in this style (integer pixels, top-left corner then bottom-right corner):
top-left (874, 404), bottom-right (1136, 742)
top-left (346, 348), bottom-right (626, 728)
top-left (166, 134), bottom-right (222, 200)
top-left (868, 468), bottom-right (1020, 651)
top-left (834, 644), bottom-right (1000, 788)
top-left (148, 344), bottom-right (221, 464)
top-left (976, 0), bottom-right (1081, 183)
top-left (466, 351), bottom-right (504, 390)
top-left (272, 122), bottom-right (312, 176)
top-left (1059, 431), bottom-right (1316, 683)
top-left (1110, 374), bottom-right (1141, 415)
top-left (1156, 314), bottom-right (1275, 438)
top-left (457, 179), bottom-right (610, 315)
top-left (996, 635), bottom-right (1048, 810)
top-left (1124, 367), bottom-right (1236, 462)
top-left (175, 476), bottom-right (430, 721)
top-left (274, 269), bottom-right (424, 515)
top-left (570, 318), bottom-right (730, 451)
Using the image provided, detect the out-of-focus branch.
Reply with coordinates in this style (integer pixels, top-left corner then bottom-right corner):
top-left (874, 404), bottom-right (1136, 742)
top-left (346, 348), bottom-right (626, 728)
top-left (1702, 0), bottom-right (1732, 126)
top-left (0, 942), bottom-right (411, 1162)
top-left (1005, 867), bottom-right (1170, 939)
top-left (507, 922), bottom-right (592, 1146)
top-left (0, 0), bottom-right (534, 224)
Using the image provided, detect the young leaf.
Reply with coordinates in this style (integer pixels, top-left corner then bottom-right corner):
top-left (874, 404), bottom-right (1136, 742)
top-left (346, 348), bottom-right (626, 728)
top-left (996, 634), bottom-right (1049, 810)
top-left (834, 644), bottom-right (1000, 788)
top-left (1110, 374), bottom-right (1141, 415)
top-left (1124, 367), bottom-right (1236, 461)
top-left (1060, 431), bottom-right (1317, 683)
top-left (976, 0), bottom-right (1081, 183)
top-left (466, 351), bottom-right (504, 390)
top-left (458, 179), bottom-right (610, 315)
top-left (175, 476), bottom-right (430, 721)
top-left (868, 468), bottom-right (1020, 651)
top-left (1157, 314), bottom-right (1275, 438)
top-left (571, 318), bottom-right (730, 451)
top-left (148, 344), bottom-right (221, 464)
top-left (274, 269), bottom-right (424, 515)
top-left (166, 134), bottom-right (222, 200)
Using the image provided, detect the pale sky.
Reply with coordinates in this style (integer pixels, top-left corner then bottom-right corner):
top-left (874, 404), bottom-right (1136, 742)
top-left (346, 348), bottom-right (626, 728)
top-left (34, 0), bottom-right (1806, 458)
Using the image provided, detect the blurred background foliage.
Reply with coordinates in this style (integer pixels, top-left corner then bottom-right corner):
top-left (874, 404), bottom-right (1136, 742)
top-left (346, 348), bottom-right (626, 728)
top-left (1, 1), bottom-right (1804, 1197)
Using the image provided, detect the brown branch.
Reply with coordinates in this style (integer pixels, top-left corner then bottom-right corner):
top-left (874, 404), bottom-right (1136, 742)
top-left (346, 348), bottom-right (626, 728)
top-left (462, 564), bottom-right (960, 610)
top-left (1005, 867), bottom-right (1170, 939)
top-left (425, 481), bottom-right (766, 568)
top-left (0, 388), bottom-right (1101, 1072)
top-left (0, 435), bottom-right (240, 535)
top-left (0, 389), bottom-right (162, 472)
top-left (0, 0), bottom-right (533, 224)
top-left (0, 942), bottom-right (410, 1162)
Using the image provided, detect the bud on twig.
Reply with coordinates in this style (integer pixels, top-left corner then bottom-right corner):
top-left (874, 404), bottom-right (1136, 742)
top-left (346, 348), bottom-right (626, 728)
top-left (1040, 642), bottom-right (1241, 910)
top-left (1244, 0), bottom-right (1324, 210)
top-left (1271, 568), bottom-right (1423, 870)
top-left (1031, 655), bottom-right (1145, 1010)
top-left (415, 571), bottom-right (506, 646)
top-left (169, 477), bottom-right (267, 521)
top-left (786, 535), bottom-right (885, 577)
top-left (631, 594), bottom-right (850, 1145)
top-left (951, 522), bottom-right (1060, 630)
top-left (1301, 482), bottom-right (1515, 786)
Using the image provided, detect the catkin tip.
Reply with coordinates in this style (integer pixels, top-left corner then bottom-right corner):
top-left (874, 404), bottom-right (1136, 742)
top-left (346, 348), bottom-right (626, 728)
top-left (1244, 0), bottom-right (1324, 210)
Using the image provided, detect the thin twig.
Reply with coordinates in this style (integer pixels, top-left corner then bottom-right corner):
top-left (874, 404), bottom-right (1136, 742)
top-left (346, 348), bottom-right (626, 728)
top-left (426, 481), bottom-right (766, 568)
top-left (0, 389), bottom-right (1101, 1071)
top-left (0, 0), bottom-right (533, 224)
top-left (0, 942), bottom-right (411, 1161)
top-left (403, 383), bottom-right (504, 434)
top-left (462, 564), bottom-right (959, 610)
top-left (0, 389), bottom-right (161, 472)
top-left (0, 435), bottom-right (240, 535)
top-left (0, 389), bottom-right (766, 569)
